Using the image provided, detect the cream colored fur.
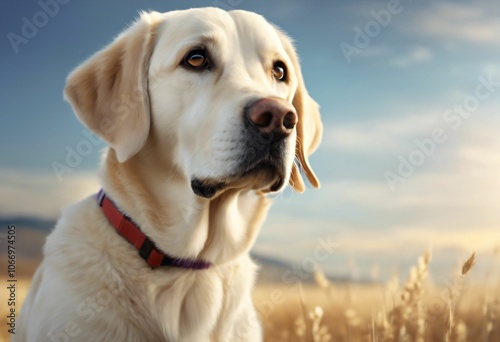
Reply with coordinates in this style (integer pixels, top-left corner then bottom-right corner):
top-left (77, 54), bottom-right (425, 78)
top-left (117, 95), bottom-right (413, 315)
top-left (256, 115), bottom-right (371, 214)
top-left (16, 7), bottom-right (322, 342)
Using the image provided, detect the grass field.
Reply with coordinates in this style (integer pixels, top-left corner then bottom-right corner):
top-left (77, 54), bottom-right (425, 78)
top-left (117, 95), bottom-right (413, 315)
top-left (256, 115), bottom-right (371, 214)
top-left (2, 252), bottom-right (499, 342)
top-left (254, 281), bottom-right (499, 341)
top-left (254, 251), bottom-right (500, 342)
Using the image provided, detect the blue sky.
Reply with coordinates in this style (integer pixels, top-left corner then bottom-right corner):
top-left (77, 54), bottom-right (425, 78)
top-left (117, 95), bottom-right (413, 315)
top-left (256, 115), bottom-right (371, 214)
top-left (2, 0), bottom-right (500, 281)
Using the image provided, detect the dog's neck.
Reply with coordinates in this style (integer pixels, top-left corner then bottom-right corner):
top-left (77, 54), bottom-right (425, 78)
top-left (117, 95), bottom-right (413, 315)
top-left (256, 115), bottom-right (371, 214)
top-left (99, 148), bottom-right (270, 265)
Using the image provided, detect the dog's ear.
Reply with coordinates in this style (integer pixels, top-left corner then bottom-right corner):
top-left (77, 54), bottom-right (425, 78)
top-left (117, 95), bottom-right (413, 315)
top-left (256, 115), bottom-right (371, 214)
top-left (276, 29), bottom-right (323, 192)
top-left (64, 12), bottom-right (163, 162)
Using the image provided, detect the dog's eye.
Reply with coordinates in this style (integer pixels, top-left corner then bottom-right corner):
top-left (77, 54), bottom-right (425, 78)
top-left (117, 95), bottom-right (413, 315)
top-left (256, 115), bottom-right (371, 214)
top-left (182, 49), bottom-right (212, 70)
top-left (272, 61), bottom-right (287, 81)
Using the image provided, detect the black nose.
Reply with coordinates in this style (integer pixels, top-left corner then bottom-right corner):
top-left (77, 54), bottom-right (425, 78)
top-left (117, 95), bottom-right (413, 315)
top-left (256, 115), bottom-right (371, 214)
top-left (245, 97), bottom-right (297, 141)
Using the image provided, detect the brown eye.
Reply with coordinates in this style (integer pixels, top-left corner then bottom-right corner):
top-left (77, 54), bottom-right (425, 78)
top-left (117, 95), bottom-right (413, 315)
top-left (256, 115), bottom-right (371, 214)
top-left (272, 61), bottom-right (287, 81)
top-left (182, 48), bottom-right (212, 70)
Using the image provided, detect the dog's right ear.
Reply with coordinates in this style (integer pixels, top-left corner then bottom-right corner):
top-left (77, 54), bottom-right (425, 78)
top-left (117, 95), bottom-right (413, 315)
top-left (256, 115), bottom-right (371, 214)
top-left (64, 12), bottom-right (163, 163)
top-left (275, 28), bottom-right (323, 193)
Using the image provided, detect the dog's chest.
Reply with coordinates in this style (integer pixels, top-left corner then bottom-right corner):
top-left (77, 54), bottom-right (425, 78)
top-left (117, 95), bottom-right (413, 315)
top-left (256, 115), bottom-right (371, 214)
top-left (48, 197), bottom-right (258, 341)
top-left (143, 261), bottom-right (252, 341)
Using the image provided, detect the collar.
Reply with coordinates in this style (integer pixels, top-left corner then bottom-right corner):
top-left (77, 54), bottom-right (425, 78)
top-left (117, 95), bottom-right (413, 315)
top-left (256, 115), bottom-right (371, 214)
top-left (97, 189), bottom-right (211, 270)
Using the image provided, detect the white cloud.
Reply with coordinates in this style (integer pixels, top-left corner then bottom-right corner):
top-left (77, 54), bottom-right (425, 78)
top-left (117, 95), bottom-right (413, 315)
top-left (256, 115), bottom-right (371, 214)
top-left (325, 117), bottom-right (500, 212)
top-left (325, 111), bottom-right (442, 153)
top-left (256, 212), bottom-right (498, 280)
top-left (0, 170), bottom-right (99, 219)
top-left (358, 46), bottom-right (434, 67)
top-left (402, 2), bottom-right (500, 45)
top-left (325, 92), bottom-right (500, 156)
top-left (390, 46), bottom-right (433, 68)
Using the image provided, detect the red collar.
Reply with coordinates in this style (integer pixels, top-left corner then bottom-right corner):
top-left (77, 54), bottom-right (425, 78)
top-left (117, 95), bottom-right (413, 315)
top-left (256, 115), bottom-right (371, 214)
top-left (97, 190), bottom-right (211, 270)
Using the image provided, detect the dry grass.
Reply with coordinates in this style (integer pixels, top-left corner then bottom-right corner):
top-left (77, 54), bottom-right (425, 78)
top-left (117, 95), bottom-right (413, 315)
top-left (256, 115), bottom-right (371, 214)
top-left (2, 252), bottom-right (499, 342)
top-left (254, 251), bottom-right (500, 342)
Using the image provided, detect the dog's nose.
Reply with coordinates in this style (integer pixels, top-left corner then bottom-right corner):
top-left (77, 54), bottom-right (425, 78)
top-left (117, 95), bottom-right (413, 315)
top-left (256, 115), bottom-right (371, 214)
top-left (246, 97), bottom-right (297, 140)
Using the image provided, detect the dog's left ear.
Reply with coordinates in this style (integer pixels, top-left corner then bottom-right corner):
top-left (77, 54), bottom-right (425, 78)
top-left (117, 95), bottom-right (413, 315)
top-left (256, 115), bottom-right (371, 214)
top-left (276, 29), bottom-right (323, 192)
top-left (64, 11), bottom-right (163, 162)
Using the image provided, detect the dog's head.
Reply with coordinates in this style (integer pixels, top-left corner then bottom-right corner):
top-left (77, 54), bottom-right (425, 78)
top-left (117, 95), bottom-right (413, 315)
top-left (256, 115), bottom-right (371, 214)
top-left (65, 8), bottom-right (322, 199)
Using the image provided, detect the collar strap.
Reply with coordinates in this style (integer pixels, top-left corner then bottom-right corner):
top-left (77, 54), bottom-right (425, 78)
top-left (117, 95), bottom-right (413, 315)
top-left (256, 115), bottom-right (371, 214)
top-left (97, 190), bottom-right (211, 270)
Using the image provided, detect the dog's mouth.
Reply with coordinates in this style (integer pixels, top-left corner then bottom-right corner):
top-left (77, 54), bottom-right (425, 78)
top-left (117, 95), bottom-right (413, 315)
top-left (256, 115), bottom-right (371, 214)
top-left (191, 179), bottom-right (226, 199)
top-left (191, 160), bottom-right (285, 199)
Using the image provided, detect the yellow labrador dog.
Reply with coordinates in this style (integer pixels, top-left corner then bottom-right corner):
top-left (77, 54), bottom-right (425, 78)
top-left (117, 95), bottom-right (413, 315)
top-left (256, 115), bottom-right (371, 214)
top-left (17, 7), bottom-right (322, 342)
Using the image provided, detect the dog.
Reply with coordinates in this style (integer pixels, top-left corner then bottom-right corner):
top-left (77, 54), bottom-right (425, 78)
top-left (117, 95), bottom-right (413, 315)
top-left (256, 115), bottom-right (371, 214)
top-left (17, 7), bottom-right (322, 342)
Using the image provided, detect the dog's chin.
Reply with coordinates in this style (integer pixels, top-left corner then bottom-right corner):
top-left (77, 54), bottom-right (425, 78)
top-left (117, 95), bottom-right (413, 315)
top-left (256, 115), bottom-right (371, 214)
top-left (191, 161), bottom-right (286, 199)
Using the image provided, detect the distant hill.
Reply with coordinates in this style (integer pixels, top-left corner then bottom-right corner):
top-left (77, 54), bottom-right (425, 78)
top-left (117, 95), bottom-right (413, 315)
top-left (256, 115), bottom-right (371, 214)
top-left (251, 253), bottom-right (295, 283)
top-left (0, 216), bottom-right (55, 259)
top-left (0, 217), bottom-right (56, 233)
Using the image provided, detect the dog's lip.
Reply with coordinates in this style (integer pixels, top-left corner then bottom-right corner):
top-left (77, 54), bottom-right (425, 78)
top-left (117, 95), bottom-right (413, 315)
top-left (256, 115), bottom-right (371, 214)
top-left (269, 174), bottom-right (284, 192)
top-left (240, 158), bottom-right (279, 175)
top-left (191, 160), bottom-right (285, 199)
top-left (191, 179), bottom-right (226, 199)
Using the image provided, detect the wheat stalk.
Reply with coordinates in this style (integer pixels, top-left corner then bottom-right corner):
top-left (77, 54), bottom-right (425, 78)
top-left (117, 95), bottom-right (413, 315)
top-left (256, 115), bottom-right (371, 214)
top-left (314, 266), bottom-right (334, 300)
top-left (446, 252), bottom-right (476, 342)
top-left (483, 296), bottom-right (499, 342)
top-left (387, 249), bottom-right (432, 341)
top-left (297, 282), bottom-right (312, 342)
top-left (461, 252), bottom-right (476, 276)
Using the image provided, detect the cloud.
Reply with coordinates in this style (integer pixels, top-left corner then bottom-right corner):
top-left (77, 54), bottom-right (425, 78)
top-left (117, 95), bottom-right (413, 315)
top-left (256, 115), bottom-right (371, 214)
top-left (324, 111), bottom-right (442, 153)
top-left (324, 116), bottom-right (500, 211)
top-left (326, 157), bottom-right (500, 212)
top-left (325, 88), bottom-right (500, 156)
top-left (402, 2), bottom-right (500, 45)
top-left (389, 46), bottom-right (433, 68)
top-left (256, 212), bottom-right (498, 280)
top-left (0, 170), bottom-right (99, 219)
top-left (358, 46), bottom-right (434, 67)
